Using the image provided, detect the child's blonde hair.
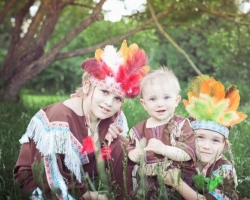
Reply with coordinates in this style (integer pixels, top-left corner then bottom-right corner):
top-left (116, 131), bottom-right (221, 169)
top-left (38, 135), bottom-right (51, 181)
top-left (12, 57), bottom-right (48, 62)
top-left (140, 66), bottom-right (181, 97)
top-left (75, 72), bottom-right (92, 97)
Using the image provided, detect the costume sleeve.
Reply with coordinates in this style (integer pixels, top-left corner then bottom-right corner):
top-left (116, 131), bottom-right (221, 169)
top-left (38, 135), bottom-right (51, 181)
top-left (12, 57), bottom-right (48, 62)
top-left (174, 118), bottom-right (196, 163)
top-left (116, 110), bottom-right (129, 137)
top-left (127, 128), bottom-right (137, 155)
top-left (204, 165), bottom-right (240, 200)
top-left (14, 141), bottom-right (42, 197)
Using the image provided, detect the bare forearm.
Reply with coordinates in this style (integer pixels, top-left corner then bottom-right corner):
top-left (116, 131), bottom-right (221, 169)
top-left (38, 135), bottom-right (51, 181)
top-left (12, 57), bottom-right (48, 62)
top-left (174, 180), bottom-right (206, 200)
top-left (164, 145), bottom-right (191, 161)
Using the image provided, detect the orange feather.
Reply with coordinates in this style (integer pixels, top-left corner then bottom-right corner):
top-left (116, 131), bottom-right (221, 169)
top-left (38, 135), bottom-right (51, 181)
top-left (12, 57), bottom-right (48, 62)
top-left (226, 89), bottom-right (240, 111)
top-left (200, 80), bottom-right (211, 95)
top-left (183, 99), bottom-right (190, 107)
top-left (212, 81), bottom-right (225, 102)
top-left (95, 49), bottom-right (103, 61)
top-left (230, 112), bottom-right (248, 126)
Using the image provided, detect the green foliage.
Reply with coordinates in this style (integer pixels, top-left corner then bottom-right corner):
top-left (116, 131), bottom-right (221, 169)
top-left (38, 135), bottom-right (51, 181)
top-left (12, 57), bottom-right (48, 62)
top-left (0, 101), bottom-right (36, 199)
top-left (229, 102), bottom-right (250, 197)
top-left (1, 90), bottom-right (249, 199)
top-left (25, 58), bottom-right (83, 95)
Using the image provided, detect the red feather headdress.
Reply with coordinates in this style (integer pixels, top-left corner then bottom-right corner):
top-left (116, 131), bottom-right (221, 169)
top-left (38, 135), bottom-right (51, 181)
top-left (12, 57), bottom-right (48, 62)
top-left (81, 40), bottom-right (150, 98)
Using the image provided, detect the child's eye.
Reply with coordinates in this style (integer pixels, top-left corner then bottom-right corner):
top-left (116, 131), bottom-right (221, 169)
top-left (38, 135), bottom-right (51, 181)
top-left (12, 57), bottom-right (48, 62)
top-left (164, 96), bottom-right (170, 100)
top-left (102, 90), bottom-right (109, 95)
top-left (114, 96), bottom-right (122, 102)
top-left (197, 135), bottom-right (204, 139)
top-left (213, 139), bottom-right (221, 143)
top-left (149, 97), bottom-right (156, 101)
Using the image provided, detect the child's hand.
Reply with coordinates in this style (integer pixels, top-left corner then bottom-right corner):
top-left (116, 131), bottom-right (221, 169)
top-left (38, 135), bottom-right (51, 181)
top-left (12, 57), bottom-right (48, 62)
top-left (144, 138), bottom-right (167, 156)
top-left (105, 124), bottom-right (123, 145)
top-left (82, 191), bottom-right (108, 200)
top-left (164, 168), bottom-right (181, 187)
top-left (128, 148), bottom-right (144, 163)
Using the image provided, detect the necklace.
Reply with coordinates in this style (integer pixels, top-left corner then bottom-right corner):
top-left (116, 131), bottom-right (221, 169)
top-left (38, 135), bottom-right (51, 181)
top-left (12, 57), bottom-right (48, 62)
top-left (81, 98), bottom-right (100, 143)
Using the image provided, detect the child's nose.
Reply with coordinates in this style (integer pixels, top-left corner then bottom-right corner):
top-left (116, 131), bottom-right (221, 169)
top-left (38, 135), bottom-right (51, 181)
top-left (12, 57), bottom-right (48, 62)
top-left (157, 99), bottom-right (164, 106)
top-left (203, 140), bottom-right (211, 149)
top-left (104, 96), bottom-right (113, 106)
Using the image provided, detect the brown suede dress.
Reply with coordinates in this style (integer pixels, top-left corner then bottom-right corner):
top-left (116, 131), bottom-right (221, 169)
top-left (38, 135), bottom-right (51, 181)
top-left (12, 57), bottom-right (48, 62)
top-left (14, 101), bottom-right (133, 199)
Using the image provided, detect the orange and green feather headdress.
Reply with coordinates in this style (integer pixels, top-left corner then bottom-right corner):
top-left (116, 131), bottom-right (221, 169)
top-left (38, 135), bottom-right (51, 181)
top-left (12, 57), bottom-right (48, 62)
top-left (183, 75), bottom-right (247, 138)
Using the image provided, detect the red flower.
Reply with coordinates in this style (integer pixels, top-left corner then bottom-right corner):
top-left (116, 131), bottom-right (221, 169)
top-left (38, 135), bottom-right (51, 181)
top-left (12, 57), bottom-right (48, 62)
top-left (81, 136), bottom-right (95, 154)
top-left (101, 146), bottom-right (112, 160)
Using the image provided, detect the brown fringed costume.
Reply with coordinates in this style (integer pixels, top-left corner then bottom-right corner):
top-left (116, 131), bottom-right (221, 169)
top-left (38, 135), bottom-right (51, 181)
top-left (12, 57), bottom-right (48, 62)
top-left (127, 115), bottom-right (196, 199)
top-left (14, 101), bottom-right (133, 199)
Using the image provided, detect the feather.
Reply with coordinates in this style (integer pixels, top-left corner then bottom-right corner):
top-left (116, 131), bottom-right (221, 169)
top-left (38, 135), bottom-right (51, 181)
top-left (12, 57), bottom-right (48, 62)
top-left (95, 49), bottom-right (103, 61)
top-left (184, 74), bottom-right (247, 128)
top-left (225, 86), bottom-right (240, 111)
top-left (81, 40), bottom-right (149, 98)
top-left (81, 136), bottom-right (95, 154)
top-left (200, 80), bottom-right (211, 96)
top-left (101, 146), bottom-right (112, 160)
top-left (212, 81), bottom-right (225, 102)
top-left (229, 112), bottom-right (247, 126)
top-left (81, 58), bottom-right (111, 80)
top-left (189, 74), bottom-right (210, 95)
top-left (101, 45), bottom-right (124, 76)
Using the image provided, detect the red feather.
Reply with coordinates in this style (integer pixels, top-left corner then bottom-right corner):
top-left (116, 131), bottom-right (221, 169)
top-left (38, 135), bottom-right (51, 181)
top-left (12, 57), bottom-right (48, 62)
top-left (101, 146), bottom-right (112, 160)
top-left (81, 58), bottom-right (112, 80)
top-left (81, 136), bottom-right (95, 154)
top-left (125, 50), bottom-right (147, 75)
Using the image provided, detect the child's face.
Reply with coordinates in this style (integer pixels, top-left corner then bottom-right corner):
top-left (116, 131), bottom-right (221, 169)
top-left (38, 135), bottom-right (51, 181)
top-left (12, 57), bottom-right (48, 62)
top-left (88, 86), bottom-right (123, 120)
top-left (195, 129), bottom-right (225, 167)
top-left (140, 83), bottom-right (180, 122)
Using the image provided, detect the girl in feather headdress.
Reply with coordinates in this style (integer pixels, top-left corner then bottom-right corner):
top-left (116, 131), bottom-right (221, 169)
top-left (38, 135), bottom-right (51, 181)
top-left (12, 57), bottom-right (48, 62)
top-left (14, 40), bottom-right (150, 200)
top-left (164, 75), bottom-right (248, 200)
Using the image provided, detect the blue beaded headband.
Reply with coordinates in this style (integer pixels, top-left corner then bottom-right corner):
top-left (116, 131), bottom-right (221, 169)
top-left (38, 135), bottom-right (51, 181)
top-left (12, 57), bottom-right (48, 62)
top-left (191, 120), bottom-right (229, 138)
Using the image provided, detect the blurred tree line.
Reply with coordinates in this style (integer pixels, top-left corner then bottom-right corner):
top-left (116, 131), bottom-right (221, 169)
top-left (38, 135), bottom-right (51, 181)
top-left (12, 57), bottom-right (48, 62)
top-left (0, 0), bottom-right (250, 103)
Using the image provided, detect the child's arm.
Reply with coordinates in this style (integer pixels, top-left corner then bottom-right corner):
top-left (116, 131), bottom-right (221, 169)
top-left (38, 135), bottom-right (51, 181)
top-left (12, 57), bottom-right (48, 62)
top-left (164, 168), bottom-right (206, 200)
top-left (127, 129), bottom-right (145, 163)
top-left (128, 148), bottom-right (144, 163)
top-left (144, 138), bottom-right (191, 161)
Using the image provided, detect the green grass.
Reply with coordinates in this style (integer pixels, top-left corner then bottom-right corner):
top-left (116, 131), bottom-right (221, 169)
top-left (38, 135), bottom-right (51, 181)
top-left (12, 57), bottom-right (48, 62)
top-left (0, 94), bottom-right (249, 199)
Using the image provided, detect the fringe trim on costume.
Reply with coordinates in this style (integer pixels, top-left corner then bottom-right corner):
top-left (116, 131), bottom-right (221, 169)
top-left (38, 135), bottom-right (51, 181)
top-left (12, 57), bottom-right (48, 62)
top-left (19, 110), bottom-right (83, 183)
top-left (209, 189), bottom-right (230, 200)
top-left (141, 160), bottom-right (172, 176)
top-left (44, 155), bottom-right (75, 200)
top-left (212, 164), bottom-right (238, 188)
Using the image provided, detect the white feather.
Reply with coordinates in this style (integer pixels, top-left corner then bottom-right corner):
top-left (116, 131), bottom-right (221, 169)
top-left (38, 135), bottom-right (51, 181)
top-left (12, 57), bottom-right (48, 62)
top-left (105, 76), bottom-right (121, 87)
top-left (101, 45), bottom-right (124, 76)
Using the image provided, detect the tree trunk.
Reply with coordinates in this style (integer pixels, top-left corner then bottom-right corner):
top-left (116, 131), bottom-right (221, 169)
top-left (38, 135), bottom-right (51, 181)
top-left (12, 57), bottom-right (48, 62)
top-left (0, 0), bottom-right (106, 102)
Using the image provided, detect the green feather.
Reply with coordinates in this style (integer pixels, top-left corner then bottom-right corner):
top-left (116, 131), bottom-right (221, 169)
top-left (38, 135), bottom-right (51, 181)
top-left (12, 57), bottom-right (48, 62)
top-left (189, 75), bottom-right (210, 96)
top-left (193, 173), bottom-right (223, 192)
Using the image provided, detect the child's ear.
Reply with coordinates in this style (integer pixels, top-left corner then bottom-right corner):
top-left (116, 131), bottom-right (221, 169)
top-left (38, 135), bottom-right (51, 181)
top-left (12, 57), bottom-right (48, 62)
top-left (82, 81), bottom-right (91, 95)
top-left (223, 143), bottom-right (228, 153)
top-left (140, 99), bottom-right (146, 110)
top-left (175, 95), bottom-right (181, 105)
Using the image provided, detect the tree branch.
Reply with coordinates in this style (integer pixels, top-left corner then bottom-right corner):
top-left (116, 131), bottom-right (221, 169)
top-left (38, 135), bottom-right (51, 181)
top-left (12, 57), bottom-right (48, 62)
top-left (41, 0), bottom-right (105, 60)
top-left (0, 0), bottom-right (17, 23)
top-left (55, 5), bottom-right (175, 60)
top-left (198, 7), bottom-right (250, 18)
top-left (147, 0), bottom-right (202, 75)
top-left (1, 0), bottom-right (35, 81)
top-left (19, 0), bottom-right (51, 50)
